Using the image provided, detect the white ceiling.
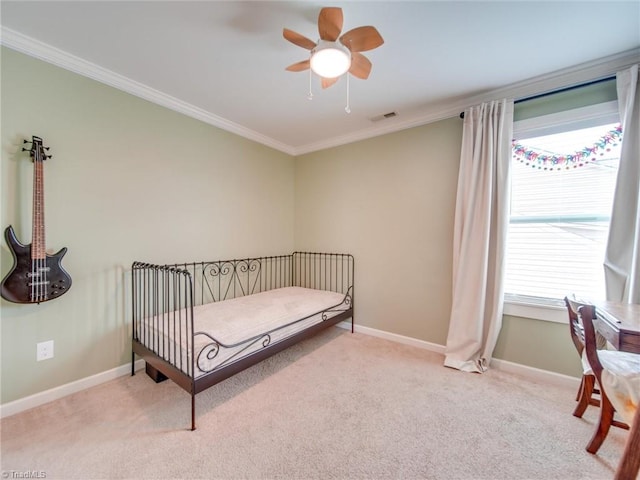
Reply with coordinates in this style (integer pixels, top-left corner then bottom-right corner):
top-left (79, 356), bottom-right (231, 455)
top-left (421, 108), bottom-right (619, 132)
top-left (1, 1), bottom-right (639, 155)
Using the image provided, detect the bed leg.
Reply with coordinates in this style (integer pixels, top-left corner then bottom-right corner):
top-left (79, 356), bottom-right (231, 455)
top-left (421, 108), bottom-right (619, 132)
top-left (131, 352), bottom-right (135, 376)
top-left (191, 393), bottom-right (196, 431)
top-left (351, 316), bottom-right (354, 334)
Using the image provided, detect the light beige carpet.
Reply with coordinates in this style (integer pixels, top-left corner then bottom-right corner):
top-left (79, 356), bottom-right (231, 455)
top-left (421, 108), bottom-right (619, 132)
top-left (0, 328), bottom-right (630, 479)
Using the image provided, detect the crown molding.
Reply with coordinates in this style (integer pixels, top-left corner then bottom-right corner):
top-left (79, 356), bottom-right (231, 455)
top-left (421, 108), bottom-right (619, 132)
top-left (459, 48), bottom-right (639, 113)
top-left (0, 27), bottom-right (296, 156)
top-left (292, 48), bottom-right (640, 155)
top-left (2, 26), bottom-right (637, 157)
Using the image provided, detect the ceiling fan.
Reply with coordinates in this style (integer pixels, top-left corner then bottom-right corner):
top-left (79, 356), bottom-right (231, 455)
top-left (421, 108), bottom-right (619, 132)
top-left (283, 7), bottom-right (384, 90)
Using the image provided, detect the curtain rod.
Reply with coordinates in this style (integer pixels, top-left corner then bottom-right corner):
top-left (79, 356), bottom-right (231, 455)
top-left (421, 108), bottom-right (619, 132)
top-left (459, 75), bottom-right (616, 119)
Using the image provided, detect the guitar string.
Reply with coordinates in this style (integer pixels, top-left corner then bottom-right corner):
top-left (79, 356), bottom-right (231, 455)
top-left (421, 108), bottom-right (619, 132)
top-left (32, 144), bottom-right (37, 302)
top-left (35, 148), bottom-right (38, 302)
top-left (37, 146), bottom-right (40, 301)
top-left (40, 150), bottom-right (46, 301)
top-left (41, 157), bottom-right (45, 301)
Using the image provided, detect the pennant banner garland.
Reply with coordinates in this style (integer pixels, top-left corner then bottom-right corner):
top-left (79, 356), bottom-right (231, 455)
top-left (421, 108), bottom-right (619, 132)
top-left (512, 124), bottom-right (622, 170)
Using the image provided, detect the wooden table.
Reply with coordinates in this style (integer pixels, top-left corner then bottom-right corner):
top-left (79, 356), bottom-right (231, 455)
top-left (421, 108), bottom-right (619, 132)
top-left (593, 300), bottom-right (640, 353)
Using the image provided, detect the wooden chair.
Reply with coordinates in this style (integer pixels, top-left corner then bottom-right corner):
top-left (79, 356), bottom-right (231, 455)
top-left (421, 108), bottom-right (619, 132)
top-left (564, 299), bottom-right (634, 454)
top-left (564, 296), bottom-right (600, 417)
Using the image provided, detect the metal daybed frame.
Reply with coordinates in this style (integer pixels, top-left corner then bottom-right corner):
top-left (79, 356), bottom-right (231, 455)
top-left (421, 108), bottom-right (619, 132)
top-left (131, 252), bottom-right (354, 430)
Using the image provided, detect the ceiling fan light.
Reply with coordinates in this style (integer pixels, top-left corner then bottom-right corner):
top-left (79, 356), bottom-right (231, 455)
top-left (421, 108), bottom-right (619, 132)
top-left (310, 41), bottom-right (351, 78)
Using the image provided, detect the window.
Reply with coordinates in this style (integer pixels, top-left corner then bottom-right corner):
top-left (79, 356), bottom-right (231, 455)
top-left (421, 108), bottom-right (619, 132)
top-left (505, 103), bottom-right (622, 308)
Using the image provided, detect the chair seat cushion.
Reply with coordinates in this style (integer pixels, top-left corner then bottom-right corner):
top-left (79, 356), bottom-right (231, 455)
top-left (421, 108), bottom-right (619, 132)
top-left (600, 350), bottom-right (640, 425)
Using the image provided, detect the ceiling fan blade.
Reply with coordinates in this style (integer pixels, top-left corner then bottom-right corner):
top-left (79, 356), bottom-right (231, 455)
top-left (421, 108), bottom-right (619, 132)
top-left (349, 52), bottom-right (372, 79)
top-left (318, 7), bottom-right (343, 41)
top-left (283, 28), bottom-right (317, 50)
top-left (340, 26), bottom-right (384, 52)
top-left (286, 60), bottom-right (311, 72)
top-left (321, 77), bottom-right (339, 89)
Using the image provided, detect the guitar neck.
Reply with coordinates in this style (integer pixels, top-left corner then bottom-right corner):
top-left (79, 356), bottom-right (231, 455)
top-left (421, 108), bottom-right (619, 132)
top-left (32, 151), bottom-right (46, 260)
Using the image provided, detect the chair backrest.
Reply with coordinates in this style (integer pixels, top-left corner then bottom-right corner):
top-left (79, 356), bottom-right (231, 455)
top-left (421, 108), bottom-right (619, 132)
top-left (564, 296), bottom-right (586, 357)
top-left (565, 297), bottom-right (603, 382)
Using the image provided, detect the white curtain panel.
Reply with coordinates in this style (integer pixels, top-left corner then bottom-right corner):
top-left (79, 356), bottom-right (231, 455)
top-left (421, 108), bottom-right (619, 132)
top-left (444, 99), bottom-right (514, 373)
top-left (604, 64), bottom-right (640, 303)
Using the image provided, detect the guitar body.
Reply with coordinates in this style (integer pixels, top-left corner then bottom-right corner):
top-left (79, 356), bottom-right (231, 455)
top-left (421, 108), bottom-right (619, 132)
top-left (1, 225), bottom-right (71, 304)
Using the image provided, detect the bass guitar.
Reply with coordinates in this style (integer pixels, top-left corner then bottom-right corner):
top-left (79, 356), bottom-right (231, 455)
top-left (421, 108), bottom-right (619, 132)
top-left (1, 136), bottom-right (71, 304)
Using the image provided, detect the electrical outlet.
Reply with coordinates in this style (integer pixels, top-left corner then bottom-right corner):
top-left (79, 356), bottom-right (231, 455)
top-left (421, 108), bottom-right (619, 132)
top-left (37, 340), bottom-right (54, 361)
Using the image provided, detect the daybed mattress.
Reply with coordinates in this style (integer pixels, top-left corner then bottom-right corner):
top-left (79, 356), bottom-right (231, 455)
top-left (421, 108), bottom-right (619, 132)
top-left (141, 286), bottom-right (347, 377)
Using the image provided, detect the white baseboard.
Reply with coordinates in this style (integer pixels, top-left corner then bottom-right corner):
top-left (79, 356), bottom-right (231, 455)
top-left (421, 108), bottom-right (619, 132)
top-left (337, 321), bottom-right (580, 389)
top-left (490, 358), bottom-right (580, 389)
top-left (337, 320), bottom-right (446, 354)
top-left (2, 324), bottom-right (580, 419)
top-left (0, 359), bottom-right (145, 419)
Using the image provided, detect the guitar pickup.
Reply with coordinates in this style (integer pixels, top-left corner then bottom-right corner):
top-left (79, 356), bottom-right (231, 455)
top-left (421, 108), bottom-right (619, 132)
top-left (28, 281), bottom-right (50, 287)
top-left (27, 268), bottom-right (51, 277)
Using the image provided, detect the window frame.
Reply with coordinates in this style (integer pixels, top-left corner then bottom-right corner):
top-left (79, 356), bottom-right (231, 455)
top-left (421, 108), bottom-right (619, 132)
top-left (505, 100), bottom-right (620, 323)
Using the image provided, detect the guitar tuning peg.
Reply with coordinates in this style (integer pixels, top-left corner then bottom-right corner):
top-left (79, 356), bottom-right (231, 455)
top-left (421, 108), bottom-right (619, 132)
top-left (23, 139), bottom-right (29, 144)
top-left (46, 155), bottom-right (53, 159)
top-left (21, 147), bottom-right (29, 152)
top-left (44, 147), bottom-right (50, 151)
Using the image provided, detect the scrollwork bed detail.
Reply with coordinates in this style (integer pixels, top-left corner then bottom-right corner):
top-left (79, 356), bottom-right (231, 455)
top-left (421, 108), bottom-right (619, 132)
top-left (131, 252), bottom-right (354, 430)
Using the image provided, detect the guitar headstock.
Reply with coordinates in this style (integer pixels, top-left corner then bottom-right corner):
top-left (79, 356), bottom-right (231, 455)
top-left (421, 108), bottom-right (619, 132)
top-left (22, 136), bottom-right (52, 162)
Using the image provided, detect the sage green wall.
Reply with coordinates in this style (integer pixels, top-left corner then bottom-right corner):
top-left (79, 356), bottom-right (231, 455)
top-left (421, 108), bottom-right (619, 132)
top-left (294, 118), bottom-right (581, 379)
top-left (494, 315), bottom-right (582, 378)
top-left (514, 79), bottom-right (617, 122)
top-left (295, 119), bottom-right (461, 344)
top-left (0, 48), bottom-right (295, 403)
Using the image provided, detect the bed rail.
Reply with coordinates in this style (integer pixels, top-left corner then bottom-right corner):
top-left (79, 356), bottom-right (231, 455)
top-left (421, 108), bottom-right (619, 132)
top-left (174, 254), bottom-right (293, 306)
top-left (292, 252), bottom-right (354, 296)
top-left (166, 252), bottom-right (354, 306)
top-left (131, 262), bottom-right (195, 377)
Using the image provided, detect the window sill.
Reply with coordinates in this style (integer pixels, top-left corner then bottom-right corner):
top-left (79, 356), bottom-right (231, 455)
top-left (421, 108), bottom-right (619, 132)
top-left (503, 296), bottom-right (567, 324)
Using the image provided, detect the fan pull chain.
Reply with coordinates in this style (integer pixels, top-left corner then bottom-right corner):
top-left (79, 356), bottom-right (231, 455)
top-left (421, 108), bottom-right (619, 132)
top-left (345, 74), bottom-right (351, 113)
top-left (307, 67), bottom-right (313, 100)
